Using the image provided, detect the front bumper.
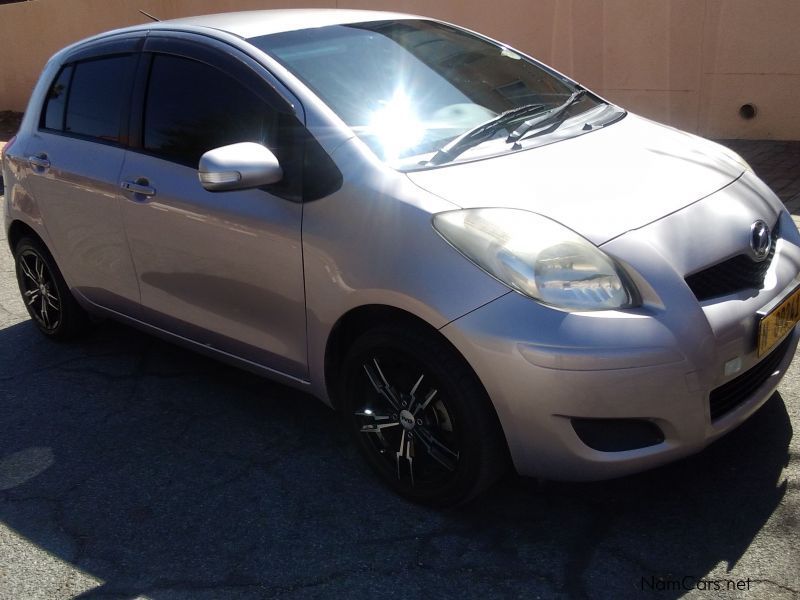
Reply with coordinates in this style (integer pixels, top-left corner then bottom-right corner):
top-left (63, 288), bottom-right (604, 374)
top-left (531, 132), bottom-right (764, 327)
top-left (442, 290), bottom-right (798, 481)
top-left (440, 175), bottom-right (800, 481)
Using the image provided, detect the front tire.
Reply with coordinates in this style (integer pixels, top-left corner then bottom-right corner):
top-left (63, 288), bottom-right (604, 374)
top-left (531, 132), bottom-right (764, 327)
top-left (14, 236), bottom-right (88, 340)
top-left (341, 323), bottom-right (507, 506)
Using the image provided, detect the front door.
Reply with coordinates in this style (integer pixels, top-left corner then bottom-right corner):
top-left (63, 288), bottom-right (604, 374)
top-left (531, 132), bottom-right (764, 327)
top-left (120, 40), bottom-right (308, 379)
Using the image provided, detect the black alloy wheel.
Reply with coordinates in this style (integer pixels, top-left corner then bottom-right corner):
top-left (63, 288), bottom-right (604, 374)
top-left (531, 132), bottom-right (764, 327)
top-left (342, 324), bottom-right (507, 506)
top-left (14, 236), bottom-right (88, 339)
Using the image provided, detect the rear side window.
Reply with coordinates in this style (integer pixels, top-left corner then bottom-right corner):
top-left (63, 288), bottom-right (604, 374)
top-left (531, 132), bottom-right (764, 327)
top-left (39, 54), bottom-right (134, 144)
top-left (65, 55), bottom-right (134, 142)
top-left (143, 54), bottom-right (276, 167)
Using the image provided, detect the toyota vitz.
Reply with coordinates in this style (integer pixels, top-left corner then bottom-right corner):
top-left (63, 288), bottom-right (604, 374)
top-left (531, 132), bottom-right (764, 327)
top-left (4, 10), bottom-right (800, 505)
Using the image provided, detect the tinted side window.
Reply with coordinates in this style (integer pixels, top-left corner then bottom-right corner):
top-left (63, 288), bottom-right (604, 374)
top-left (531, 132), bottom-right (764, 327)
top-left (41, 65), bottom-right (73, 131)
top-left (144, 54), bottom-right (276, 168)
top-left (64, 55), bottom-right (134, 143)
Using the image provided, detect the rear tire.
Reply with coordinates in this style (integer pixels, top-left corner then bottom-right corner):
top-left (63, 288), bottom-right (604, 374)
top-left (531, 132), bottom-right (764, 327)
top-left (341, 323), bottom-right (508, 506)
top-left (14, 236), bottom-right (89, 340)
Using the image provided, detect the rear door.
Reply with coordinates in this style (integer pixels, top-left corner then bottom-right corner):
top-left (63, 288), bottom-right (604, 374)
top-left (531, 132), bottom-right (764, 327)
top-left (24, 36), bottom-right (142, 313)
top-left (120, 34), bottom-right (309, 379)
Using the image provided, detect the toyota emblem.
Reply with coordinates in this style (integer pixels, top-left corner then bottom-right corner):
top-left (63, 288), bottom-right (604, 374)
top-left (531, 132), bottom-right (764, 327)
top-left (750, 220), bottom-right (772, 261)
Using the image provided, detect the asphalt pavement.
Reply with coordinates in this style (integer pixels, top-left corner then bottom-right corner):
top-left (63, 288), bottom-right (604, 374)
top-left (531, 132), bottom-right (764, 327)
top-left (1, 149), bottom-right (799, 598)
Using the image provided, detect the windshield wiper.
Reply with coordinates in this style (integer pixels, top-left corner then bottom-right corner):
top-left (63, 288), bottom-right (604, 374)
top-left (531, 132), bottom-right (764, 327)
top-left (505, 89), bottom-right (588, 145)
top-left (426, 102), bottom-right (547, 165)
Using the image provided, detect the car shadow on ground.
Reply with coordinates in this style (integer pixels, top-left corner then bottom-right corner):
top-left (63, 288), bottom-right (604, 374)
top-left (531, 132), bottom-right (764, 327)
top-left (0, 318), bottom-right (793, 599)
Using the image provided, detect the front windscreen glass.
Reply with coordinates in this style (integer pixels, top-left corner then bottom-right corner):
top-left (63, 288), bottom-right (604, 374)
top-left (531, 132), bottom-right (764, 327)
top-left (250, 20), bottom-right (606, 169)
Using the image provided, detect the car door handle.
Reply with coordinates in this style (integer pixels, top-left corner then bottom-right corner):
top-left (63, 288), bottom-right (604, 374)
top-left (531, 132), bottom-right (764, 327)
top-left (28, 154), bottom-right (50, 171)
top-left (120, 179), bottom-right (156, 198)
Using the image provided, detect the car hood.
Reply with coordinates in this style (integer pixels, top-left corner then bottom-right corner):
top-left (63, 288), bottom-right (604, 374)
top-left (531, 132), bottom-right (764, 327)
top-left (406, 114), bottom-right (745, 245)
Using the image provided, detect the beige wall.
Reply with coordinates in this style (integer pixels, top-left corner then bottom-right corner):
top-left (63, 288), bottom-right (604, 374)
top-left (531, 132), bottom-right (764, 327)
top-left (1, 0), bottom-right (799, 139)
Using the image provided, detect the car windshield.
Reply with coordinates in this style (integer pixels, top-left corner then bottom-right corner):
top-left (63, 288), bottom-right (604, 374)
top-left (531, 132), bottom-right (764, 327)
top-left (250, 19), bottom-right (603, 169)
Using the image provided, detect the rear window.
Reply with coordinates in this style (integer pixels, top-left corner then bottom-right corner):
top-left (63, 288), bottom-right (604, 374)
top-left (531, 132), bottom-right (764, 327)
top-left (40, 54), bottom-right (135, 144)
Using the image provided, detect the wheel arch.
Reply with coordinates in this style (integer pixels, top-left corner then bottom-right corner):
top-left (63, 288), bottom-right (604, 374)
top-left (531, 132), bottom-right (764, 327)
top-left (7, 219), bottom-right (45, 254)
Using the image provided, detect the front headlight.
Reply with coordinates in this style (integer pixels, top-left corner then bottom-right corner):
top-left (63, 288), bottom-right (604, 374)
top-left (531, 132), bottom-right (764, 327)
top-left (433, 208), bottom-right (639, 311)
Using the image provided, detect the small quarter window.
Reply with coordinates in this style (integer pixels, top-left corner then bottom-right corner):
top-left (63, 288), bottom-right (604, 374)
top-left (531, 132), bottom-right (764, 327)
top-left (41, 65), bottom-right (73, 131)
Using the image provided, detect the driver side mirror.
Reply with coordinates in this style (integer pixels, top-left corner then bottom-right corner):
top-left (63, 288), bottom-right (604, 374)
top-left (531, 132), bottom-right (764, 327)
top-left (198, 142), bottom-right (283, 192)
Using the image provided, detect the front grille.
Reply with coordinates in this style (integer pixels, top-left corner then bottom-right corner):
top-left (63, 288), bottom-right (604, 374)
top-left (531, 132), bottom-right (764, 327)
top-left (709, 333), bottom-right (793, 421)
top-left (686, 222), bottom-right (780, 301)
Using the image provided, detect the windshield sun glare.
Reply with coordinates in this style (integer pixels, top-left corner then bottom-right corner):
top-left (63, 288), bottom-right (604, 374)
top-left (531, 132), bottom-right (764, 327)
top-left (251, 20), bottom-right (602, 168)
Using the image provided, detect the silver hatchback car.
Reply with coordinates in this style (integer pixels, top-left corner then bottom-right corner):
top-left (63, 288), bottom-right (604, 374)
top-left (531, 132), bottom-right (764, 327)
top-left (4, 9), bottom-right (799, 505)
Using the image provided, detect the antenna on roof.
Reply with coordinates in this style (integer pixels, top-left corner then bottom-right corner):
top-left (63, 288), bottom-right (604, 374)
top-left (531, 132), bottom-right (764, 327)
top-left (138, 9), bottom-right (160, 22)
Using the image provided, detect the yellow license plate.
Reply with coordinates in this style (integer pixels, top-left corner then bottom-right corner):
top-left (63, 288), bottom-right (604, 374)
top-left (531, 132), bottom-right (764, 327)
top-left (758, 285), bottom-right (800, 356)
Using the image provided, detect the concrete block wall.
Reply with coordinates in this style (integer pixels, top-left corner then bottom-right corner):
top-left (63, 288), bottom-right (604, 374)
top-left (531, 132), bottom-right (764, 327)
top-left (1, 0), bottom-right (798, 139)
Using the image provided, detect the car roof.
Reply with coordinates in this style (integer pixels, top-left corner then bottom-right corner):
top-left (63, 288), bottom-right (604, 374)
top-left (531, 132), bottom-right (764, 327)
top-left (155, 9), bottom-right (422, 39)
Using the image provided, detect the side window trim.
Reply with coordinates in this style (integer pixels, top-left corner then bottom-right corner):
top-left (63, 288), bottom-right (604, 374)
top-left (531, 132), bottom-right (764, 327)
top-left (127, 52), bottom-right (152, 152)
top-left (142, 34), bottom-right (299, 116)
top-left (61, 33), bottom-right (145, 64)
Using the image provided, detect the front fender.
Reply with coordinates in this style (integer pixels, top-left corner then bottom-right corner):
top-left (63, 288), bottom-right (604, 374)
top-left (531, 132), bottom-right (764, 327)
top-left (302, 138), bottom-right (510, 402)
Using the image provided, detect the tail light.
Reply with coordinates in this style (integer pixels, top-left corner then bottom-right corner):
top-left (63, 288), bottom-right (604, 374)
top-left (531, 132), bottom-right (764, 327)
top-left (1, 134), bottom-right (16, 162)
